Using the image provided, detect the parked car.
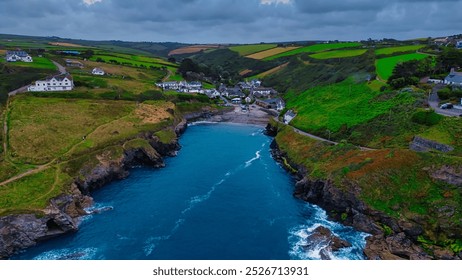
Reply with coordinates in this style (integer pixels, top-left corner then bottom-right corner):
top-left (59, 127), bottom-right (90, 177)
top-left (440, 103), bottom-right (453, 109)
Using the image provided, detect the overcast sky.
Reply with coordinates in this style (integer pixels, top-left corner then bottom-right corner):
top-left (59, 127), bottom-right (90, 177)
top-left (0, 0), bottom-right (460, 44)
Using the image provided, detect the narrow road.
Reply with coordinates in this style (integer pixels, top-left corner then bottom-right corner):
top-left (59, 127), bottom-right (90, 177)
top-left (428, 84), bottom-right (462, 117)
top-left (273, 117), bottom-right (375, 151)
top-left (52, 60), bottom-right (67, 74)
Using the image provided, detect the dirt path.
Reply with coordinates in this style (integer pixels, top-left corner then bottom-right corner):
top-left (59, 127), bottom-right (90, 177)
top-left (274, 117), bottom-right (375, 151)
top-left (162, 68), bottom-right (172, 82)
top-left (0, 163), bottom-right (51, 187)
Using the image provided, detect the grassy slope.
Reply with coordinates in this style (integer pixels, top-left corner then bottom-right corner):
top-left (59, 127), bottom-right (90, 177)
top-left (264, 42), bottom-right (362, 60)
top-left (285, 78), bottom-right (415, 133)
top-left (376, 53), bottom-right (429, 80)
top-left (375, 45), bottom-right (426, 55)
top-left (310, 49), bottom-right (367, 59)
top-left (229, 44), bottom-right (277, 56)
top-left (0, 96), bottom-right (177, 215)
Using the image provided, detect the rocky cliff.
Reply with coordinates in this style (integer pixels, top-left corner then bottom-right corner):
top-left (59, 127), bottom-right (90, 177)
top-left (267, 124), bottom-right (457, 260)
top-left (0, 119), bottom-right (188, 259)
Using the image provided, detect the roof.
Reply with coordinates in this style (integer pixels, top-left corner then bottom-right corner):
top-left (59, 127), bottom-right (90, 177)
top-left (445, 72), bottom-right (462, 84)
top-left (44, 73), bottom-right (73, 82)
top-left (6, 50), bottom-right (29, 57)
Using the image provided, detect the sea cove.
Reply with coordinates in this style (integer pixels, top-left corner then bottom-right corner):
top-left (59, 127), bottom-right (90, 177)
top-left (14, 123), bottom-right (367, 260)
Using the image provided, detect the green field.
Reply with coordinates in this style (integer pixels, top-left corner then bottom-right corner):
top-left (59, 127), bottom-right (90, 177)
top-left (285, 78), bottom-right (414, 133)
top-left (310, 49), bottom-right (367, 60)
top-left (264, 42), bottom-right (362, 60)
top-left (376, 53), bottom-right (429, 80)
top-left (9, 57), bottom-right (57, 70)
top-left (375, 45), bottom-right (426, 56)
top-left (90, 53), bottom-right (177, 70)
top-left (229, 44), bottom-right (277, 56)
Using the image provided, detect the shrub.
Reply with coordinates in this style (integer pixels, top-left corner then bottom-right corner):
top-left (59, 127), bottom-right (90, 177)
top-left (411, 110), bottom-right (443, 126)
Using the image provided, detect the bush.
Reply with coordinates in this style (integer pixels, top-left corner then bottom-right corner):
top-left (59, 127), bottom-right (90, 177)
top-left (411, 110), bottom-right (443, 126)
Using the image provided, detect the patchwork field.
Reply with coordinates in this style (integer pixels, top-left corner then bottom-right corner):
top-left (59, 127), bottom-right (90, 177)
top-left (251, 62), bottom-right (289, 79)
top-left (168, 45), bottom-right (221, 56)
top-left (229, 44), bottom-right (277, 56)
top-left (48, 42), bottom-right (87, 48)
top-left (375, 45), bottom-right (426, 56)
top-left (376, 53), bottom-right (429, 80)
top-left (310, 49), bottom-right (367, 60)
top-left (246, 46), bottom-right (300, 60)
top-left (264, 42), bottom-right (362, 60)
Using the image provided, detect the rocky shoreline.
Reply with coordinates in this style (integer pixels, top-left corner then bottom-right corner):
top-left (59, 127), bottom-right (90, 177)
top-left (0, 118), bottom-right (188, 259)
top-left (266, 123), bottom-right (461, 260)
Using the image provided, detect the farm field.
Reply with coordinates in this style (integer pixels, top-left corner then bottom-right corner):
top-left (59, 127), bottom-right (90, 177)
top-left (229, 44), bottom-right (277, 56)
top-left (310, 49), bottom-right (367, 60)
top-left (11, 57), bottom-right (57, 70)
top-left (250, 62), bottom-right (289, 79)
top-left (246, 46), bottom-right (300, 60)
top-left (168, 45), bottom-right (221, 56)
top-left (375, 45), bottom-right (426, 55)
top-left (90, 53), bottom-right (177, 69)
top-left (376, 53), bottom-right (429, 80)
top-left (264, 42), bottom-right (362, 60)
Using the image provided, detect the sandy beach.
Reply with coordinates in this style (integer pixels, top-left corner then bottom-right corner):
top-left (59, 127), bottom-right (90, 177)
top-left (209, 105), bottom-right (276, 126)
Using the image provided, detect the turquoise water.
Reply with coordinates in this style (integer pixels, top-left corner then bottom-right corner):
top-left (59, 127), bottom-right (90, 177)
top-left (14, 123), bottom-right (368, 260)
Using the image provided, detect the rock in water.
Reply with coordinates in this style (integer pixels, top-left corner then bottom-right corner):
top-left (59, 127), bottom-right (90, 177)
top-left (303, 226), bottom-right (352, 259)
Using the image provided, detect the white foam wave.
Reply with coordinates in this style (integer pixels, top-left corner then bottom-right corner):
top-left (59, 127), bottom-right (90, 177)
top-left (244, 151), bottom-right (261, 168)
top-left (144, 235), bottom-right (170, 256)
top-left (33, 247), bottom-right (98, 260)
top-left (189, 121), bottom-right (218, 126)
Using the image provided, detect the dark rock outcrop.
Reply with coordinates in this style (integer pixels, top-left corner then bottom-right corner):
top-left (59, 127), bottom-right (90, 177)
top-left (305, 226), bottom-right (352, 258)
top-left (429, 165), bottom-right (462, 187)
top-left (0, 184), bottom-right (91, 259)
top-left (410, 136), bottom-right (454, 153)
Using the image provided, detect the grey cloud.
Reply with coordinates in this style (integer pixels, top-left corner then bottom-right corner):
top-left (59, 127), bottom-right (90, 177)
top-left (0, 0), bottom-right (460, 43)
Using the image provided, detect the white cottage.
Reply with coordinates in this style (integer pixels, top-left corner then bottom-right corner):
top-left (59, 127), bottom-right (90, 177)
top-left (6, 50), bottom-right (33, 62)
top-left (28, 74), bottom-right (74, 92)
top-left (92, 68), bottom-right (105, 75)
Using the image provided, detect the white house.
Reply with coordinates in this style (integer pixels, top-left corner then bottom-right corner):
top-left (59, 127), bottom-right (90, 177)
top-left (92, 68), bottom-right (105, 75)
top-left (28, 74), bottom-right (74, 92)
top-left (444, 68), bottom-right (462, 86)
top-left (456, 41), bottom-right (462, 49)
top-left (283, 110), bottom-right (297, 124)
top-left (6, 50), bottom-right (33, 62)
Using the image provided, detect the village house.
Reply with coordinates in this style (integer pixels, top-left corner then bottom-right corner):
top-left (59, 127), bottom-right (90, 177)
top-left (203, 89), bottom-right (220, 98)
top-left (5, 50), bottom-right (33, 62)
top-left (92, 68), bottom-right (105, 75)
top-left (237, 79), bottom-right (262, 91)
top-left (251, 87), bottom-right (277, 98)
top-left (156, 81), bottom-right (203, 93)
top-left (444, 68), bottom-right (462, 87)
top-left (256, 98), bottom-right (285, 111)
top-left (65, 59), bottom-right (83, 68)
top-left (223, 87), bottom-right (245, 99)
top-left (457, 41), bottom-right (462, 49)
top-left (283, 110), bottom-right (297, 124)
top-left (28, 74), bottom-right (74, 92)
